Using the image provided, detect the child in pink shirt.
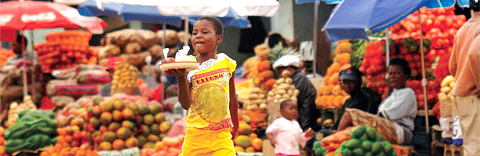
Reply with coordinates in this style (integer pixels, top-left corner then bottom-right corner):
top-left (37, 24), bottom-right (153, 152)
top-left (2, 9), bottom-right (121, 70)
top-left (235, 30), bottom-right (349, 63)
top-left (266, 100), bottom-right (314, 156)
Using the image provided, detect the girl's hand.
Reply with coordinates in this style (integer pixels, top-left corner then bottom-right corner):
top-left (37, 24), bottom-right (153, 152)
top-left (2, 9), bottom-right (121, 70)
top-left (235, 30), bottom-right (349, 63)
top-left (164, 68), bottom-right (188, 78)
top-left (269, 139), bottom-right (276, 148)
top-left (305, 128), bottom-right (314, 137)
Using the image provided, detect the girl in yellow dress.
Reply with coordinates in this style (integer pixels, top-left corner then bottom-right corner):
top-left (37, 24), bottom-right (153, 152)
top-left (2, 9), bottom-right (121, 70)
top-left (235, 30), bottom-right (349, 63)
top-left (165, 16), bottom-right (239, 156)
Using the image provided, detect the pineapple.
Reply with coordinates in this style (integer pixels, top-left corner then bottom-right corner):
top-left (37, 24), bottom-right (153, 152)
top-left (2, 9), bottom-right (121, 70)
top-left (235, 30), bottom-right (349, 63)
top-left (267, 43), bottom-right (299, 64)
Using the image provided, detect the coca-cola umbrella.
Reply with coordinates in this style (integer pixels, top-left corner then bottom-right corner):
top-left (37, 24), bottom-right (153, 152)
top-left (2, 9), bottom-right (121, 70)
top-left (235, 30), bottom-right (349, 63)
top-left (0, 0), bottom-right (107, 33)
top-left (0, 0), bottom-right (107, 97)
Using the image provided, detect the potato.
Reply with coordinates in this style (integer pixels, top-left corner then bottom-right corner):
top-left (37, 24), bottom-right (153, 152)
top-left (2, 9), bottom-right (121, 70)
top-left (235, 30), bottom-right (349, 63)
top-left (276, 78), bottom-right (285, 84)
top-left (268, 91), bottom-right (274, 97)
top-left (285, 78), bottom-right (293, 84)
top-left (294, 89), bottom-right (300, 96)
top-left (287, 89), bottom-right (293, 96)
top-left (249, 94), bottom-right (259, 100)
top-left (251, 87), bottom-right (263, 94)
top-left (282, 94), bottom-right (290, 99)
top-left (259, 103), bottom-right (268, 110)
top-left (291, 97), bottom-right (297, 102)
top-left (276, 90), bottom-right (286, 95)
top-left (290, 85), bottom-right (296, 90)
top-left (275, 94), bottom-right (282, 99)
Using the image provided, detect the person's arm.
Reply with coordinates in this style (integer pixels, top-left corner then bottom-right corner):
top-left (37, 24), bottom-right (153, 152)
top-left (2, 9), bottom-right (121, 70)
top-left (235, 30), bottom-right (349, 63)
top-left (378, 89), bottom-right (416, 120)
top-left (266, 132), bottom-right (276, 148)
top-left (266, 120), bottom-right (280, 148)
top-left (164, 68), bottom-right (191, 110)
top-left (229, 73), bottom-right (239, 140)
top-left (299, 128), bottom-right (314, 143)
top-left (449, 37), bottom-right (459, 76)
top-left (467, 37), bottom-right (480, 97)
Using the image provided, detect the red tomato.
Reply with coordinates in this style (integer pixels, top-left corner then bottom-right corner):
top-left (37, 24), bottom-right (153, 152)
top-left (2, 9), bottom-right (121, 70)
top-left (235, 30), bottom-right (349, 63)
top-left (404, 55), bottom-right (413, 62)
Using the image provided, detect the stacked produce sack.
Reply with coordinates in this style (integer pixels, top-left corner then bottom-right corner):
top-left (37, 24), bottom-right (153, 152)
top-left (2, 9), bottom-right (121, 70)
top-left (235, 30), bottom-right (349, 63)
top-left (0, 48), bottom-right (15, 66)
top-left (46, 65), bottom-right (110, 98)
top-left (100, 29), bottom-right (189, 70)
top-left (4, 110), bottom-right (58, 154)
top-left (55, 94), bottom-right (172, 152)
top-left (5, 95), bottom-right (36, 127)
top-left (316, 40), bottom-right (352, 109)
top-left (313, 125), bottom-right (395, 156)
top-left (35, 30), bottom-right (96, 73)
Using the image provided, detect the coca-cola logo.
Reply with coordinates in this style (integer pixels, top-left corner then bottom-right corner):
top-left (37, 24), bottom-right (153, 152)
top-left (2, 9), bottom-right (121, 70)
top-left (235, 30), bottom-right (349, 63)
top-left (0, 14), bottom-right (14, 26)
top-left (21, 12), bottom-right (56, 23)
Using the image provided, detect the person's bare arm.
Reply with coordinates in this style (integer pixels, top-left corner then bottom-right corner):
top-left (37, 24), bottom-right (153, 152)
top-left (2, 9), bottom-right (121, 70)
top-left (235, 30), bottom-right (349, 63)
top-left (229, 74), bottom-right (239, 140)
top-left (266, 132), bottom-right (276, 148)
top-left (165, 68), bottom-right (191, 110)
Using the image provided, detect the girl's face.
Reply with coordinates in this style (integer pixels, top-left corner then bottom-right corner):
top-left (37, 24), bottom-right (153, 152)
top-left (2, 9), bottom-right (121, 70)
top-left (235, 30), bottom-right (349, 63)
top-left (191, 20), bottom-right (223, 55)
top-left (281, 101), bottom-right (298, 120)
top-left (387, 65), bottom-right (408, 89)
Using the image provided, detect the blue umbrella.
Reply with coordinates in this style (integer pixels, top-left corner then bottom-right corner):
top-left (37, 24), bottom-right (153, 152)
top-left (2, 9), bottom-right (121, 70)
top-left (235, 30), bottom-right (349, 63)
top-left (323, 0), bottom-right (456, 42)
top-left (77, 0), bottom-right (251, 28)
top-left (78, 0), bottom-right (182, 26)
top-left (296, 0), bottom-right (342, 4)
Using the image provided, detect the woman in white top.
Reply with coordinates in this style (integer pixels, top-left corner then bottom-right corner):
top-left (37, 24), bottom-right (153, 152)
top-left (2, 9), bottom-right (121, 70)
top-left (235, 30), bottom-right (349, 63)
top-left (337, 58), bottom-right (417, 144)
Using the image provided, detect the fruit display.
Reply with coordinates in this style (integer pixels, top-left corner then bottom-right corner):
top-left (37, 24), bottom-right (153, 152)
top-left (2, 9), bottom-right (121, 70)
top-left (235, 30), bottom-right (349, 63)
top-left (111, 61), bottom-right (139, 95)
top-left (312, 126), bottom-right (355, 155)
top-left (35, 30), bottom-right (95, 73)
top-left (4, 110), bottom-right (58, 154)
top-left (317, 40), bottom-right (352, 109)
top-left (5, 95), bottom-right (36, 127)
top-left (140, 134), bottom-right (184, 156)
top-left (40, 146), bottom-right (99, 156)
top-left (359, 40), bottom-right (390, 96)
top-left (0, 127), bottom-right (6, 156)
top-left (55, 94), bottom-right (170, 152)
top-left (0, 48), bottom-right (15, 66)
top-left (389, 7), bottom-right (466, 60)
top-left (234, 123), bottom-right (263, 153)
top-left (314, 125), bottom-right (395, 156)
top-left (438, 75), bottom-right (455, 100)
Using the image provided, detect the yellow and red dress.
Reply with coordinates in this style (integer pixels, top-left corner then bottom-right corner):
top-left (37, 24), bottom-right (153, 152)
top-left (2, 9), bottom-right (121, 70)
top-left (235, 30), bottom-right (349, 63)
top-left (180, 53), bottom-right (237, 156)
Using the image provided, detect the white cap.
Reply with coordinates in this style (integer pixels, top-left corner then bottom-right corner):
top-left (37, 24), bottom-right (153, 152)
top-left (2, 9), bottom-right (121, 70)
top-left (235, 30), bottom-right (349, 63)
top-left (273, 55), bottom-right (301, 69)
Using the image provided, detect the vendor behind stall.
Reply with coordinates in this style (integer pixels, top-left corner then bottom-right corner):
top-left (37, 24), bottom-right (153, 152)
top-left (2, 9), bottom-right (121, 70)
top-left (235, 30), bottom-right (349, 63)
top-left (6, 35), bottom-right (37, 66)
top-left (99, 57), bottom-right (141, 97)
top-left (330, 67), bottom-right (381, 131)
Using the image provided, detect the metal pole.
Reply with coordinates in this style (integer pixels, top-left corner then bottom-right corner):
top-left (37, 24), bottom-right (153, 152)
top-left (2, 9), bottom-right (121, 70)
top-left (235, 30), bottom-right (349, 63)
top-left (162, 23), bottom-right (166, 48)
top-left (30, 31), bottom-right (35, 98)
top-left (21, 31), bottom-right (28, 97)
top-left (385, 28), bottom-right (390, 66)
top-left (185, 15), bottom-right (189, 46)
top-left (418, 10), bottom-right (430, 134)
top-left (312, 0), bottom-right (319, 77)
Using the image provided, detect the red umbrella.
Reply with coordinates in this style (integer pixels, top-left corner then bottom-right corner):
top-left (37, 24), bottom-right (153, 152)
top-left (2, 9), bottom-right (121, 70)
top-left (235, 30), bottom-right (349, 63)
top-left (0, 0), bottom-right (107, 34)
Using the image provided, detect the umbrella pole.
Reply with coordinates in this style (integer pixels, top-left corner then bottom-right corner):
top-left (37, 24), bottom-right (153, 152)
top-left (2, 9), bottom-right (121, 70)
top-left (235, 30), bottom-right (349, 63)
top-left (185, 15), bottom-right (189, 46)
top-left (418, 10), bottom-right (430, 134)
top-left (21, 31), bottom-right (28, 98)
top-left (30, 31), bottom-right (36, 99)
top-left (162, 23), bottom-right (166, 48)
top-left (385, 28), bottom-right (390, 66)
top-left (312, 0), bottom-right (319, 77)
